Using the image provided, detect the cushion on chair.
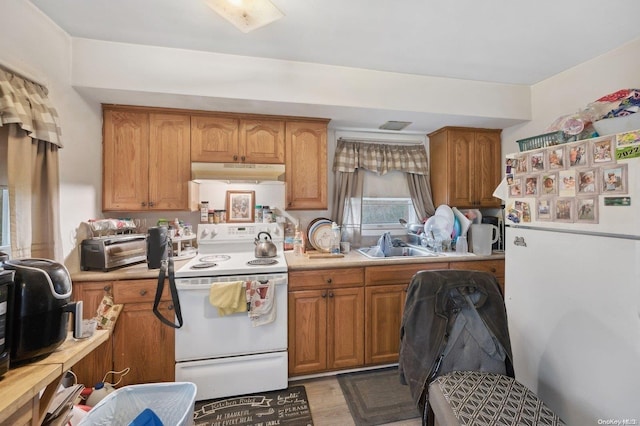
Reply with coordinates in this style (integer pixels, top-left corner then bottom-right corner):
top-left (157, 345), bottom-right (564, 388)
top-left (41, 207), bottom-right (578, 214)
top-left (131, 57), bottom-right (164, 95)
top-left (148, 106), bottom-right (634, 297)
top-left (428, 371), bottom-right (565, 426)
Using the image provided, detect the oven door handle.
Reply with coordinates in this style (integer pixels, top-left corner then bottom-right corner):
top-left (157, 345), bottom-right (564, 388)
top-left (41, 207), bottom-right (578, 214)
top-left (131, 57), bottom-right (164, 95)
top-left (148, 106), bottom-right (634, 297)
top-left (175, 277), bottom-right (287, 291)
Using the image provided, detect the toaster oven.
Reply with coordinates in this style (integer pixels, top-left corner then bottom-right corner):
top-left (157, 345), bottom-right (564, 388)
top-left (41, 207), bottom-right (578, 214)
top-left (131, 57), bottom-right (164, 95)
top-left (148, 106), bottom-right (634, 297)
top-left (81, 234), bottom-right (147, 271)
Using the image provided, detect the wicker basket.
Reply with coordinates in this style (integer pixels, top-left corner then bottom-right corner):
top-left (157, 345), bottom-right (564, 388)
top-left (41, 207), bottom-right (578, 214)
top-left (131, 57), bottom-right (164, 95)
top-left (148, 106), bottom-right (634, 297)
top-left (517, 131), bottom-right (567, 152)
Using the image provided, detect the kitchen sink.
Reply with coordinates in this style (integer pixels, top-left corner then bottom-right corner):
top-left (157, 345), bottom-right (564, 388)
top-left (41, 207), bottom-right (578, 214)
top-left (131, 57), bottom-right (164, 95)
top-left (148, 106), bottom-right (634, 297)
top-left (357, 245), bottom-right (440, 258)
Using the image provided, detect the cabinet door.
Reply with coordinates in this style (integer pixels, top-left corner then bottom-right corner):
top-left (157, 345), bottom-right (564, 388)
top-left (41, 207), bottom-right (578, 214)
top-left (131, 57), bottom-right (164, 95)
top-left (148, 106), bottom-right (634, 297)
top-left (240, 119), bottom-right (285, 164)
top-left (328, 287), bottom-right (364, 370)
top-left (288, 290), bottom-right (327, 375)
top-left (148, 113), bottom-right (191, 210)
top-left (103, 109), bottom-right (149, 211)
top-left (71, 282), bottom-right (114, 386)
top-left (285, 121), bottom-right (328, 210)
top-left (474, 131), bottom-right (502, 207)
top-left (113, 300), bottom-right (175, 385)
top-left (447, 129), bottom-right (475, 207)
top-left (365, 284), bottom-right (407, 365)
top-left (191, 115), bottom-right (239, 162)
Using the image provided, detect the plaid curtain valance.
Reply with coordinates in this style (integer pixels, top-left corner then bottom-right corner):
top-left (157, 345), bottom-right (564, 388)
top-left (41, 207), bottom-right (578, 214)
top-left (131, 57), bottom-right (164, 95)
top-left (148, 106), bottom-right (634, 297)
top-left (333, 138), bottom-right (429, 175)
top-left (0, 69), bottom-right (62, 147)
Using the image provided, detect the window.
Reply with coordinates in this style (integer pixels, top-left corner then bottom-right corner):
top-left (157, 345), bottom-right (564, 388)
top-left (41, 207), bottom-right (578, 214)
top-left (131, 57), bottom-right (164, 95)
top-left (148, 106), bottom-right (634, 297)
top-left (0, 186), bottom-right (9, 253)
top-left (360, 170), bottom-right (418, 236)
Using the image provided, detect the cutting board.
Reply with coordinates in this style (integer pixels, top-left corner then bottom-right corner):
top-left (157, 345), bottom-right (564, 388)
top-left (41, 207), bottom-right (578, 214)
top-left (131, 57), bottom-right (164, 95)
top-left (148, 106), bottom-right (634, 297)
top-left (305, 252), bottom-right (344, 259)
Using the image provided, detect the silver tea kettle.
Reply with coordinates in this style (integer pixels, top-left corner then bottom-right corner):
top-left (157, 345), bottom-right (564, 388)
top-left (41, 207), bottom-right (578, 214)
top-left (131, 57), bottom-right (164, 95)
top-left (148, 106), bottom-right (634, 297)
top-left (254, 232), bottom-right (277, 258)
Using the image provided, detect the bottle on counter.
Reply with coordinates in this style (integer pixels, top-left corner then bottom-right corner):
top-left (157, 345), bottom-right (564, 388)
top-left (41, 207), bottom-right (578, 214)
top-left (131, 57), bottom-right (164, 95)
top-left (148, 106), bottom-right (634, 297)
top-left (254, 205), bottom-right (262, 223)
top-left (330, 222), bottom-right (341, 255)
top-left (293, 228), bottom-right (304, 256)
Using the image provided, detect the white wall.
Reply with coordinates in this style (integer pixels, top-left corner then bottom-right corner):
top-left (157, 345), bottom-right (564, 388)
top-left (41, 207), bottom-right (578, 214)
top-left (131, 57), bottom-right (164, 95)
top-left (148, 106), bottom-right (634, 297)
top-left (0, 0), bottom-right (103, 271)
top-left (502, 37), bottom-right (640, 154)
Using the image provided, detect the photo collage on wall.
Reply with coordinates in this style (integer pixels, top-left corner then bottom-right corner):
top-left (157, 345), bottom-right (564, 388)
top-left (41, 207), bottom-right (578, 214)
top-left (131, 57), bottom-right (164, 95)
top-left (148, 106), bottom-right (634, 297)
top-left (505, 133), bottom-right (630, 224)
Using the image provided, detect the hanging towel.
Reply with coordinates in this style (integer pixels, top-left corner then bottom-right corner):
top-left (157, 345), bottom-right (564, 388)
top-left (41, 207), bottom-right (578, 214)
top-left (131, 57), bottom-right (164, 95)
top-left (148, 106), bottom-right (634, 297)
top-left (246, 280), bottom-right (276, 327)
top-left (209, 281), bottom-right (247, 316)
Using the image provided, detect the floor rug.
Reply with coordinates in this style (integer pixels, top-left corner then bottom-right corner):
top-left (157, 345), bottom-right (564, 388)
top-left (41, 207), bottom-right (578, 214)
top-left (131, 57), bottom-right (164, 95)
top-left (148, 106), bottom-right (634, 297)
top-left (193, 385), bottom-right (313, 426)
top-left (337, 367), bottom-right (420, 425)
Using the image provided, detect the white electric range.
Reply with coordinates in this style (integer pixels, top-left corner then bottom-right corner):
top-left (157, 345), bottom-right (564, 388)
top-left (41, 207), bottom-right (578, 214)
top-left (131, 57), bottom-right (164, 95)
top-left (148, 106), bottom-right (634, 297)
top-left (174, 223), bottom-right (288, 401)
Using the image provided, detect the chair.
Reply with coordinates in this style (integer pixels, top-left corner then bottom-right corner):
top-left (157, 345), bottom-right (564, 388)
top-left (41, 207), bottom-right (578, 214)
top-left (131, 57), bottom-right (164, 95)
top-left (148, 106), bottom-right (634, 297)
top-left (398, 269), bottom-right (564, 426)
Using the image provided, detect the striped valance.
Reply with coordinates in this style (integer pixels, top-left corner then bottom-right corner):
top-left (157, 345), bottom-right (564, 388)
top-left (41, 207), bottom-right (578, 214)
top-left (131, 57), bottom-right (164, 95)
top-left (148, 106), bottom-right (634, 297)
top-left (333, 138), bottom-right (428, 175)
top-left (0, 69), bottom-right (62, 147)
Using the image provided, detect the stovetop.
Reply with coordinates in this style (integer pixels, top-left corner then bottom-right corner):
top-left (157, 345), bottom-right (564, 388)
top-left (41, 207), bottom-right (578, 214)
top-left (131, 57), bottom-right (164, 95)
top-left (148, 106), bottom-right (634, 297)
top-left (174, 223), bottom-right (287, 277)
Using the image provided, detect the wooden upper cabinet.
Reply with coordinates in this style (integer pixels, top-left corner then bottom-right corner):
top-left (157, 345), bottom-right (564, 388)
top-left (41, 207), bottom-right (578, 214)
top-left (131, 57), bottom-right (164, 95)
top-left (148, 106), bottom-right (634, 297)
top-left (191, 116), bottom-right (285, 164)
top-left (103, 107), bottom-right (191, 211)
top-left (149, 113), bottom-right (191, 210)
top-left (429, 127), bottom-right (502, 208)
top-left (191, 115), bottom-right (239, 162)
top-left (285, 120), bottom-right (328, 210)
top-left (240, 119), bottom-right (285, 164)
top-left (103, 109), bottom-right (150, 211)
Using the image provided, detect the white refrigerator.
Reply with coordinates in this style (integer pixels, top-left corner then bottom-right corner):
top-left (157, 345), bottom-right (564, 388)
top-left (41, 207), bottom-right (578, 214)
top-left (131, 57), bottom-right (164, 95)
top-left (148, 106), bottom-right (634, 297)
top-left (504, 131), bottom-right (640, 425)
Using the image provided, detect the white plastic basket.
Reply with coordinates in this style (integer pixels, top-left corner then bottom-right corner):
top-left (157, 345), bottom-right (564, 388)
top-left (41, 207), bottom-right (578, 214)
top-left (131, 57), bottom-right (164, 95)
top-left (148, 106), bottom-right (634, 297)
top-left (78, 382), bottom-right (197, 426)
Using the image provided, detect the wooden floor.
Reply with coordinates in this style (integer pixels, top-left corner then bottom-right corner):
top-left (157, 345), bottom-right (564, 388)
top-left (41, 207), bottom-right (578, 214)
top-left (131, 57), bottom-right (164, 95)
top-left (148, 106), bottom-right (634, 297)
top-left (293, 375), bottom-right (422, 426)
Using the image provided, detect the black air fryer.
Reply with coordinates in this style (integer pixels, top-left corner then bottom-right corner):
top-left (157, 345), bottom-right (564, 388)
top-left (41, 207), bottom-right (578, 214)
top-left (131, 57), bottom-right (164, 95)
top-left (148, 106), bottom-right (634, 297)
top-left (0, 256), bottom-right (14, 376)
top-left (3, 259), bottom-right (83, 364)
top-left (147, 226), bottom-right (169, 269)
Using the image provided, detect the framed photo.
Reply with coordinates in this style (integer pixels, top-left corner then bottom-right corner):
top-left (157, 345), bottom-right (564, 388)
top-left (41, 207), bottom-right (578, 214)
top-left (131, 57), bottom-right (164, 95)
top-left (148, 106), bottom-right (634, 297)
top-left (554, 198), bottom-right (574, 223)
top-left (524, 175), bottom-right (539, 197)
top-left (601, 163), bottom-right (628, 194)
top-left (577, 168), bottom-right (599, 195)
top-left (591, 137), bottom-right (615, 164)
top-left (225, 190), bottom-right (255, 223)
top-left (540, 172), bottom-right (558, 196)
top-left (546, 146), bottom-right (565, 170)
top-left (558, 170), bottom-right (576, 197)
top-left (508, 177), bottom-right (523, 197)
top-left (536, 198), bottom-right (553, 221)
top-left (576, 196), bottom-right (598, 224)
top-left (567, 142), bottom-right (589, 167)
top-left (514, 154), bottom-right (529, 175)
top-left (529, 151), bottom-right (546, 172)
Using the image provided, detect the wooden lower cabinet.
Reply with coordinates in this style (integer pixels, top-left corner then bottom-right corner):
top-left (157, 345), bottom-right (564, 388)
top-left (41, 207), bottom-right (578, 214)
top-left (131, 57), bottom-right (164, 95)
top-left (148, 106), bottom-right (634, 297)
top-left (364, 262), bottom-right (448, 365)
top-left (288, 268), bottom-right (364, 376)
top-left (71, 279), bottom-right (175, 387)
top-left (449, 259), bottom-right (505, 296)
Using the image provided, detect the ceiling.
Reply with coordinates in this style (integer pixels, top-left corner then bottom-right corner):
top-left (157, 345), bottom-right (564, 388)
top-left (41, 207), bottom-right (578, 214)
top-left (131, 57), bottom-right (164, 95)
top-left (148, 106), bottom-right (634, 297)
top-left (30, 0), bottom-right (640, 132)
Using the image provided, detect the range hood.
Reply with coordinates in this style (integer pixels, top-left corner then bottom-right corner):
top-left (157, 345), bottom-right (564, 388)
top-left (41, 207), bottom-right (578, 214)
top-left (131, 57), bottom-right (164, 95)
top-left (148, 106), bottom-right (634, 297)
top-left (191, 162), bottom-right (285, 182)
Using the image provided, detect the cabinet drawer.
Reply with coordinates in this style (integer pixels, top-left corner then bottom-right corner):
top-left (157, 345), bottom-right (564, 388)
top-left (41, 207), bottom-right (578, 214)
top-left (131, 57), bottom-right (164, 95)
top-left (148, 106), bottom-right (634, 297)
top-left (112, 279), bottom-right (171, 304)
top-left (289, 268), bottom-right (364, 290)
top-left (365, 262), bottom-right (448, 286)
top-left (449, 259), bottom-right (504, 278)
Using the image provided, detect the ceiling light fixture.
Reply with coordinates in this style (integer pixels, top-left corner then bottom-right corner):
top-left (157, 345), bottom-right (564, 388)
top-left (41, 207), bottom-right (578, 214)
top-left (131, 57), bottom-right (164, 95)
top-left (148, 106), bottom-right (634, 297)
top-left (205, 0), bottom-right (284, 33)
top-left (379, 121), bottom-right (412, 131)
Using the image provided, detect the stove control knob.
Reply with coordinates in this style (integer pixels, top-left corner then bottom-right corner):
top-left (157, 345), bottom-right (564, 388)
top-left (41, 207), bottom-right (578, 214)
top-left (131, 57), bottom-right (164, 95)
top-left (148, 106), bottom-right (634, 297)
top-left (200, 228), bottom-right (209, 239)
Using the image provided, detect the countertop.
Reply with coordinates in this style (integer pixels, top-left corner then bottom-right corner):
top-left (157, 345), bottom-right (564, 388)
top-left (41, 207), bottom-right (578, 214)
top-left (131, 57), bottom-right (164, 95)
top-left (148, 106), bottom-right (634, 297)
top-left (71, 251), bottom-right (504, 281)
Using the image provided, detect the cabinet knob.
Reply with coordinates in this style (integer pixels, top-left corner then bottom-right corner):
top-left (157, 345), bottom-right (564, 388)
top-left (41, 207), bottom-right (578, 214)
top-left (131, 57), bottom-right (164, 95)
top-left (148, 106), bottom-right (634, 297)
top-left (233, 155), bottom-right (238, 161)
top-left (490, 267), bottom-right (496, 273)
top-left (326, 278), bottom-right (332, 284)
top-left (288, 202), bottom-right (292, 207)
top-left (328, 291), bottom-right (334, 298)
top-left (321, 291), bottom-right (327, 298)
top-left (241, 156), bottom-right (246, 162)
top-left (103, 285), bottom-right (111, 292)
top-left (168, 304), bottom-right (174, 311)
top-left (149, 201), bottom-right (155, 207)
top-left (139, 289), bottom-right (147, 296)
top-left (141, 201), bottom-right (146, 207)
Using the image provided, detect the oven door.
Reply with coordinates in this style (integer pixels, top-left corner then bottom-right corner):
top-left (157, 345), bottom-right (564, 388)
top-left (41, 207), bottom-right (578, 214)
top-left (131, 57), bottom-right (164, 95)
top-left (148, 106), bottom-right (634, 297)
top-left (174, 273), bottom-right (287, 362)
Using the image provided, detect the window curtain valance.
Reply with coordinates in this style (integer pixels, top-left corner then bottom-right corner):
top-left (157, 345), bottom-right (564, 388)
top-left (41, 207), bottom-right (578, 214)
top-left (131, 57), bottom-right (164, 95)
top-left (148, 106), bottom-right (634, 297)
top-left (0, 68), bottom-right (62, 147)
top-left (333, 138), bottom-right (429, 175)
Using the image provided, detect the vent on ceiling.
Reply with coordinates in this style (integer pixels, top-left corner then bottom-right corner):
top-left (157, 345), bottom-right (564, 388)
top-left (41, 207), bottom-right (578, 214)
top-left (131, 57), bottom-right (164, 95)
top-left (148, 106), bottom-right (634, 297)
top-left (379, 121), bottom-right (412, 131)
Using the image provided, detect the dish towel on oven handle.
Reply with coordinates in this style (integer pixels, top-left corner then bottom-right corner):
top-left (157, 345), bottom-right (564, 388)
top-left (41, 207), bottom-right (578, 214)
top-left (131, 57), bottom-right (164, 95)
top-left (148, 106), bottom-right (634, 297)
top-left (246, 280), bottom-right (276, 326)
top-left (209, 281), bottom-right (247, 316)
